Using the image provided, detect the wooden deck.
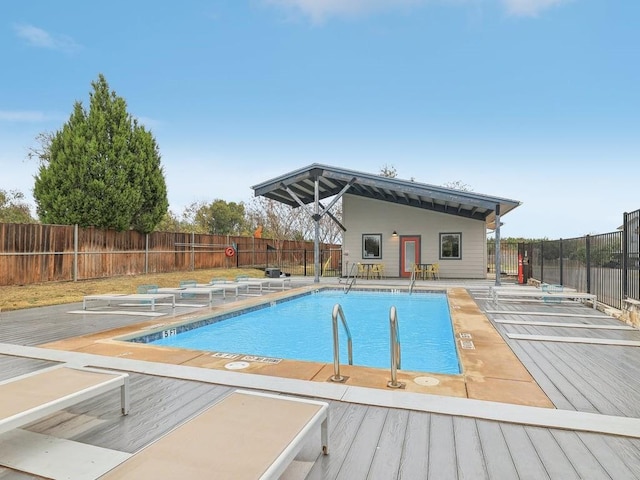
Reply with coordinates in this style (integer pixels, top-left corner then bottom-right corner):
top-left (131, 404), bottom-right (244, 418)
top-left (2, 279), bottom-right (640, 479)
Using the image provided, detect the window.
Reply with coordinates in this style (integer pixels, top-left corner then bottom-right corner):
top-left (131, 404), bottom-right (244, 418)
top-left (440, 233), bottom-right (461, 259)
top-left (362, 234), bottom-right (382, 259)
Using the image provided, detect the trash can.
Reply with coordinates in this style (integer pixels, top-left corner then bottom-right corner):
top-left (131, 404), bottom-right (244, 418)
top-left (265, 268), bottom-right (281, 278)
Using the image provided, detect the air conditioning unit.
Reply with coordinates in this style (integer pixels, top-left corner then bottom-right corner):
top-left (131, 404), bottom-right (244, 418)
top-left (265, 268), bottom-right (281, 278)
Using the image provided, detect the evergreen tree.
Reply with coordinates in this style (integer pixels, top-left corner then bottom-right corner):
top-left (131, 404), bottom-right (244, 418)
top-left (33, 74), bottom-right (168, 233)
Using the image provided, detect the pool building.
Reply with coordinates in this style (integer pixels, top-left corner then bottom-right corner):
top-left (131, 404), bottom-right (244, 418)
top-left (252, 164), bottom-right (521, 280)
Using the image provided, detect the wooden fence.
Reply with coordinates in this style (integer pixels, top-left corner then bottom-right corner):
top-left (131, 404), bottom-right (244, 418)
top-left (0, 223), bottom-right (338, 286)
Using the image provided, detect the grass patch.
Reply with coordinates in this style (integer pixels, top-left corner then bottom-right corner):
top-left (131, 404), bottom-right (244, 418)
top-left (0, 268), bottom-right (266, 312)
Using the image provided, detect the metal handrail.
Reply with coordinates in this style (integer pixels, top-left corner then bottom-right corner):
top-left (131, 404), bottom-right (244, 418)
top-left (330, 303), bottom-right (353, 382)
top-left (387, 306), bottom-right (405, 389)
top-left (409, 268), bottom-right (416, 295)
top-left (344, 263), bottom-right (358, 294)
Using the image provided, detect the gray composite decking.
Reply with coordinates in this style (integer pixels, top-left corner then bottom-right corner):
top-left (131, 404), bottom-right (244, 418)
top-left (1, 279), bottom-right (640, 479)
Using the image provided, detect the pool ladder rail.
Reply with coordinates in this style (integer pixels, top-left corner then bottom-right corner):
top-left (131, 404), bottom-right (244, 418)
top-left (387, 306), bottom-right (405, 389)
top-left (343, 263), bottom-right (358, 294)
top-left (409, 268), bottom-right (416, 295)
top-left (330, 304), bottom-right (353, 382)
top-left (330, 304), bottom-right (404, 389)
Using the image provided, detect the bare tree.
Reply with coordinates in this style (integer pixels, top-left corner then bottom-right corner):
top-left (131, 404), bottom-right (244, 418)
top-left (442, 180), bottom-right (473, 192)
top-left (247, 196), bottom-right (342, 245)
top-left (379, 164), bottom-right (398, 178)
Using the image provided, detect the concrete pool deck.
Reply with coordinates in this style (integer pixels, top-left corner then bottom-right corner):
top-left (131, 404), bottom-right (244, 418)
top-left (37, 282), bottom-right (553, 407)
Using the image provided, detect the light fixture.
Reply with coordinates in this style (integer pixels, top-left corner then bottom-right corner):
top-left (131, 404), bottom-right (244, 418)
top-left (392, 230), bottom-right (398, 237)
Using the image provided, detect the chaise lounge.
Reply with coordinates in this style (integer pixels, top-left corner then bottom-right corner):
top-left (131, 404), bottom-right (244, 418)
top-left (0, 364), bottom-right (130, 437)
top-left (99, 389), bottom-right (329, 480)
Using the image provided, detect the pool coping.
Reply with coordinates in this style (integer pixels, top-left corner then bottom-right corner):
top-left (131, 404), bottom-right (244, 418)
top-left (2, 342), bottom-right (640, 439)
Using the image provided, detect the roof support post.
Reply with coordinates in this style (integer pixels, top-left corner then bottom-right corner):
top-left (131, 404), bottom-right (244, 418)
top-left (314, 177), bottom-right (320, 283)
top-left (494, 204), bottom-right (501, 286)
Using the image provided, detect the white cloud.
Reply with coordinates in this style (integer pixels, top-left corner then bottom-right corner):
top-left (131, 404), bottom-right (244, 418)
top-left (502, 0), bottom-right (570, 17)
top-left (263, 0), bottom-right (570, 21)
top-left (14, 24), bottom-right (80, 52)
top-left (263, 0), bottom-right (426, 23)
top-left (0, 110), bottom-right (48, 122)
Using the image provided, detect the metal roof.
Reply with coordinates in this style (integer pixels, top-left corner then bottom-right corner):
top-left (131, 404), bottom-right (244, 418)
top-left (252, 163), bottom-right (521, 229)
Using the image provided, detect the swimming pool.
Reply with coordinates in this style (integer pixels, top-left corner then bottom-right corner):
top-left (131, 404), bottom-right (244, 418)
top-left (145, 289), bottom-right (460, 374)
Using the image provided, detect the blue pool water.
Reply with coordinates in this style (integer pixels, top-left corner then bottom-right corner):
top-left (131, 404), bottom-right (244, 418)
top-left (150, 290), bottom-right (460, 374)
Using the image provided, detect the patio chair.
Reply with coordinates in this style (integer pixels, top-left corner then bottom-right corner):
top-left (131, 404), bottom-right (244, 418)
top-left (370, 263), bottom-right (384, 279)
top-left (357, 263), bottom-right (367, 279)
top-left (99, 390), bottom-right (328, 480)
top-left (429, 263), bottom-right (440, 280)
top-left (413, 263), bottom-right (426, 280)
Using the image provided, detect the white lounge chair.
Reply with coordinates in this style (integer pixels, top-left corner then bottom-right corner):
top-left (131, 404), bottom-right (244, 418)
top-left (83, 293), bottom-right (176, 311)
top-left (155, 286), bottom-right (224, 305)
top-left (0, 364), bottom-right (130, 437)
top-left (492, 288), bottom-right (597, 308)
top-left (99, 389), bottom-right (328, 480)
top-left (265, 277), bottom-right (292, 291)
top-left (195, 279), bottom-right (250, 298)
top-left (235, 275), bottom-right (272, 294)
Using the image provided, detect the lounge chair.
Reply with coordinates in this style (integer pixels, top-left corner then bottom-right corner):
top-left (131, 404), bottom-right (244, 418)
top-left (492, 288), bottom-right (597, 308)
top-left (235, 275), bottom-right (271, 294)
top-left (0, 364), bottom-right (130, 437)
top-left (83, 293), bottom-right (175, 311)
top-left (205, 278), bottom-right (250, 297)
top-left (99, 389), bottom-right (328, 480)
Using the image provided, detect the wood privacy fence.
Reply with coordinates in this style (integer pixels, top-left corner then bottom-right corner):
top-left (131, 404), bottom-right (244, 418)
top-left (0, 223), bottom-right (339, 286)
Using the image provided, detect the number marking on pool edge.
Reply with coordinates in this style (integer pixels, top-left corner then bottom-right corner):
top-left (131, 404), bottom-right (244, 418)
top-left (459, 333), bottom-right (473, 339)
top-left (211, 352), bottom-right (240, 359)
top-left (162, 328), bottom-right (177, 338)
top-left (241, 355), bottom-right (282, 364)
top-left (460, 339), bottom-right (475, 350)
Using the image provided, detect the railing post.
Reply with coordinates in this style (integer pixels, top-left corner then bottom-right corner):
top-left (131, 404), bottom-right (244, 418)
top-left (559, 238), bottom-right (563, 285)
top-left (494, 204), bottom-right (501, 286)
top-left (586, 235), bottom-right (591, 293)
top-left (540, 241), bottom-right (544, 283)
top-left (304, 249), bottom-right (307, 277)
top-left (623, 212), bottom-right (628, 299)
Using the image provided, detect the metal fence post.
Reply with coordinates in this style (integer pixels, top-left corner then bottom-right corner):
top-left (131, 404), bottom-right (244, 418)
top-left (540, 241), bottom-right (544, 283)
top-left (559, 238), bottom-right (563, 285)
top-left (494, 204), bottom-right (501, 286)
top-left (623, 211), bottom-right (628, 299)
top-left (586, 235), bottom-right (591, 293)
top-left (304, 249), bottom-right (307, 276)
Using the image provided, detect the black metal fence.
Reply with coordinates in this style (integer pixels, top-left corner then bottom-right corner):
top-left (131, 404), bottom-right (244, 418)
top-left (265, 248), bottom-right (342, 277)
top-left (523, 208), bottom-right (640, 310)
top-left (487, 241), bottom-right (519, 275)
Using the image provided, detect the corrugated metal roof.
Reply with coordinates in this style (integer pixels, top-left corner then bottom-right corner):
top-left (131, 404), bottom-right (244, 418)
top-left (252, 163), bottom-right (521, 228)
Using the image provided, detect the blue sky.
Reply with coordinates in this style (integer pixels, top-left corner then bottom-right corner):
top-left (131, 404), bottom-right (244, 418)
top-left (1, 0), bottom-right (638, 239)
